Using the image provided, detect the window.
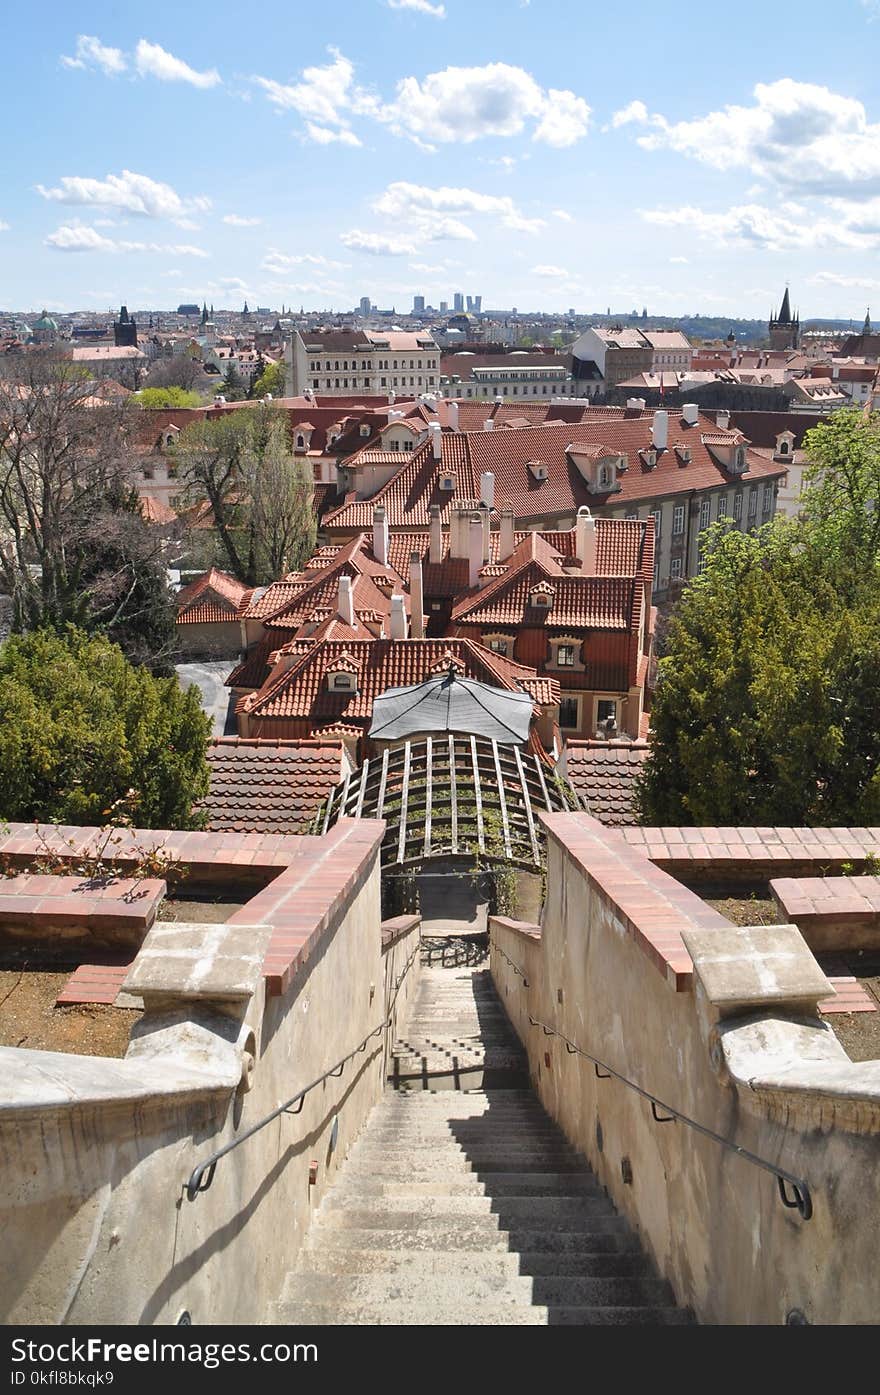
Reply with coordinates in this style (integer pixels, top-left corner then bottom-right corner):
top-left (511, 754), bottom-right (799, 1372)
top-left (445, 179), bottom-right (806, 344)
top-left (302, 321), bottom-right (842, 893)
top-left (650, 507), bottom-right (662, 539)
top-left (672, 504), bottom-right (685, 535)
top-left (748, 487), bottom-right (757, 518)
top-left (331, 673), bottom-right (354, 691)
top-left (597, 699), bottom-right (617, 726)
top-left (717, 494), bottom-right (727, 519)
top-left (559, 697), bottom-right (579, 729)
top-left (671, 557), bottom-right (683, 579)
top-left (295, 435), bottom-right (305, 449)
top-left (762, 484), bottom-right (773, 516)
top-left (699, 499), bottom-right (711, 530)
top-left (487, 637), bottom-right (510, 656)
top-left (142, 465), bottom-right (154, 480)
top-left (556, 643), bottom-right (576, 667)
top-left (734, 492), bottom-right (743, 521)
top-left (626, 510), bottom-right (638, 521)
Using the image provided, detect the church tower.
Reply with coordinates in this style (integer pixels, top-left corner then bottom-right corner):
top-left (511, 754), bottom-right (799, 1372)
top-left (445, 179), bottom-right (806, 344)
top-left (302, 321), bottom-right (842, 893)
top-left (769, 285), bottom-right (800, 350)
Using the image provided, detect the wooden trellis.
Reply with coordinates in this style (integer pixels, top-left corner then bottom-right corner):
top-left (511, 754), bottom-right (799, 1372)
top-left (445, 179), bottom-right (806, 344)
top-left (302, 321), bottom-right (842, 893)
top-left (317, 736), bottom-right (580, 870)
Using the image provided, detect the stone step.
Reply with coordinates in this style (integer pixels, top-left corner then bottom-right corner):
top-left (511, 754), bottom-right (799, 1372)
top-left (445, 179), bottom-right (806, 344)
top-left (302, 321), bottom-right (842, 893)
top-left (296, 1247), bottom-right (652, 1279)
top-left (330, 1174), bottom-right (604, 1198)
top-left (309, 1222), bottom-right (635, 1252)
top-left (356, 1126), bottom-right (566, 1143)
top-left (273, 1300), bottom-right (691, 1326)
top-left (320, 1206), bottom-right (620, 1233)
top-left (349, 1146), bottom-right (582, 1164)
top-left (281, 1271), bottom-right (675, 1310)
top-left (343, 1157), bottom-right (590, 1175)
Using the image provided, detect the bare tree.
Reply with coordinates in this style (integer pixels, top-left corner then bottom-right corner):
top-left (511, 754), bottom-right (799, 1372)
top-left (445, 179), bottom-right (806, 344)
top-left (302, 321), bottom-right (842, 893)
top-left (144, 349), bottom-right (207, 394)
top-left (0, 349), bottom-right (177, 664)
top-left (174, 406), bottom-right (316, 585)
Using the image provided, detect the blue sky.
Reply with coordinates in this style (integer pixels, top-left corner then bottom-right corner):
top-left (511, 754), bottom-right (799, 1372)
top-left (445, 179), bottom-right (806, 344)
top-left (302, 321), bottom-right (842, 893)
top-left (4, 0), bottom-right (880, 318)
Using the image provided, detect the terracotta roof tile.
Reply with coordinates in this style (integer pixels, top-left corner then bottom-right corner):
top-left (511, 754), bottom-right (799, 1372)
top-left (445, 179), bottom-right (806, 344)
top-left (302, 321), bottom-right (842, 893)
top-left (200, 738), bottom-right (346, 835)
top-left (563, 739), bottom-right (650, 826)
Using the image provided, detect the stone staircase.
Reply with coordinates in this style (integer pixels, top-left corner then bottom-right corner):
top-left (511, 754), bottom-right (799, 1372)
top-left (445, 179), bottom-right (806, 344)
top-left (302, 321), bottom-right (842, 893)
top-left (274, 965), bottom-right (692, 1325)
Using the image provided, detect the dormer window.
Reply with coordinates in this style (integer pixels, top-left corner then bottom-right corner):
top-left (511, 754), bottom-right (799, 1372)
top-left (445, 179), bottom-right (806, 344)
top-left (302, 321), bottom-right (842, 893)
top-left (331, 673), bottom-right (355, 692)
top-left (528, 460), bottom-right (548, 481)
top-left (439, 474), bottom-right (455, 492)
top-left (556, 643), bottom-right (576, 667)
top-left (598, 463), bottom-right (614, 487)
top-left (360, 424), bottom-right (370, 437)
top-left (641, 450), bottom-right (656, 470)
top-left (733, 446), bottom-right (747, 472)
top-left (295, 434), bottom-right (305, 450)
top-left (529, 582), bottom-right (555, 610)
top-left (326, 651), bottom-right (360, 694)
top-left (485, 635), bottom-right (511, 657)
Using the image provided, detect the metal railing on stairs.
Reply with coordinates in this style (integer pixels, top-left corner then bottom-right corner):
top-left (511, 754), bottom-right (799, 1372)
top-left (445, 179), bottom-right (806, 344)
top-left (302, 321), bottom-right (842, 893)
top-left (490, 934), bottom-right (813, 1221)
top-left (184, 939), bottom-right (421, 1202)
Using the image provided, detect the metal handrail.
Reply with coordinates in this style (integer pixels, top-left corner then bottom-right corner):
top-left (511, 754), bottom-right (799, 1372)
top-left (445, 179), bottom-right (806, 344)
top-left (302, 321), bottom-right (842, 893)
top-left (525, 1013), bottom-right (812, 1220)
top-left (494, 941), bottom-right (529, 987)
top-left (184, 939), bottom-right (421, 1202)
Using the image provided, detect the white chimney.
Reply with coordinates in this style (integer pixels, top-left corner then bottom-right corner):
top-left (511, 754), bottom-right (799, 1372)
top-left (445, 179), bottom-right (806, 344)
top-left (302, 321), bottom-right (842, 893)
top-left (388, 390), bottom-right (396, 404)
top-left (575, 506), bottom-right (597, 574)
top-left (499, 506), bottom-right (515, 560)
top-left (468, 514), bottom-right (483, 588)
top-left (338, 574), bottom-right (355, 627)
top-left (652, 409), bottom-right (669, 450)
top-left (389, 593), bottom-right (407, 640)
top-left (430, 421), bottom-right (442, 460)
top-left (626, 397), bottom-right (646, 411)
top-left (682, 402), bottom-right (699, 426)
top-left (481, 507), bottom-right (491, 562)
top-left (447, 400), bottom-right (460, 430)
top-left (495, 395), bottom-right (503, 405)
top-left (429, 503), bottom-right (443, 565)
top-left (482, 417), bottom-right (494, 432)
top-left (372, 504), bottom-right (389, 567)
top-left (716, 409), bottom-right (730, 429)
top-left (480, 471), bottom-right (495, 510)
top-left (450, 504), bottom-right (467, 559)
top-left (409, 552), bottom-right (424, 638)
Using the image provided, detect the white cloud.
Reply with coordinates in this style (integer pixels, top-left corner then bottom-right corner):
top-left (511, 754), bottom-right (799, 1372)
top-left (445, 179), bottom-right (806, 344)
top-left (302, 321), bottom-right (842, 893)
top-left (223, 214), bottom-right (262, 226)
top-left (809, 270), bottom-right (880, 290)
top-left (552, 208), bottom-right (573, 222)
top-left (254, 53), bottom-right (589, 150)
top-left (610, 99), bottom-right (649, 128)
top-left (305, 123), bottom-right (362, 146)
top-left (263, 250), bottom-right (348, 273)
top-left (0, 220), bottom-right (9, 232)
top-left (640, 201), bottom-right (880, 251)
top-left (532, 264), bottom-right (567, 277)
top-left (340, 230), bottom-right (418, 256)
top-left (373, 181), bottom-right (545, 234)
top-left (387, 0), bottom-right (446, 16)
top-left (134, 40), bottom-right (220, 88)
top-left (669, 255), bottom-right (689, 264)
top-left (36, 170), bottom-right (210, 222)
top-left (61, 35), bottom-right (126, 75)
top-left (45, 224), bottom-right (208, 255)
top-left (623, 79), bottom-right (880, 198)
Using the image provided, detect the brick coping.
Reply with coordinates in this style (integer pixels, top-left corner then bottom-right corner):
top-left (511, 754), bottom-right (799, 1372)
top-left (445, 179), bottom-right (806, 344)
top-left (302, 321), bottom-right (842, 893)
top-left (620, 825), bottom-right (880, 872)
top-left (0, 820), bottom-right (385, 1001)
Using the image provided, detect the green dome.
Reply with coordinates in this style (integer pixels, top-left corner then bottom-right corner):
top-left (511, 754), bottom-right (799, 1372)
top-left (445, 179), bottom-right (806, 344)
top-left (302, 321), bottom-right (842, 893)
top-left (32, 310), bottom-right (58, 331)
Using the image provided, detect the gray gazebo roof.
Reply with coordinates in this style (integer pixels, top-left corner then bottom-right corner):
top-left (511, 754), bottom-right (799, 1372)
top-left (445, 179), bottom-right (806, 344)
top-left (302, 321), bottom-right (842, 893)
top-left (369, 668), bottom-right (533, 747)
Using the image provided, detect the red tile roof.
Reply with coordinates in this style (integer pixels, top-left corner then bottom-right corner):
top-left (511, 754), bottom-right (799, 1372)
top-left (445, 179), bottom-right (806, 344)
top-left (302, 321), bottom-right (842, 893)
top-left (200, 737), bottom-right (346, 835)
top-left (176, 568), bottom-right (254, 624)
top-left (238, 637), bottom-right (557, 730)
top-left (324, 409), bottom-right (786, 532)
top-left (562, 739), bottom-right (650, 826)
top-left (139, 494), bottom-right (178, 524)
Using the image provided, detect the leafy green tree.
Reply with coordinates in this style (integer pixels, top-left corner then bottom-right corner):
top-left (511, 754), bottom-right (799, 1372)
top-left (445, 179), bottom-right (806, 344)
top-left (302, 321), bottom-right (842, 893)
top-left (250, 360), bottom-right (286, 400)
top-left (221, 364), bottom-right (246, 401)
top-left (174, 407), bottom-right (316, 584)
top-left (0, 629), bottom-right (210, 828)
top-left (799, 408), bottom-right (880, 592)
top-left (636, 522), bottom-right (880, 825)
top-left (135, 386), bottom-right (202, 409)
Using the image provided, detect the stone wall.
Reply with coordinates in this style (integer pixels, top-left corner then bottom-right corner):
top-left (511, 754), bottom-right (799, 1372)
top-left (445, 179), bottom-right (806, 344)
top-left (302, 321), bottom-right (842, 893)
top-left (0, 820), bottom-right (421, 1326)
top-left (490, 812), bottom-right (880, 1325)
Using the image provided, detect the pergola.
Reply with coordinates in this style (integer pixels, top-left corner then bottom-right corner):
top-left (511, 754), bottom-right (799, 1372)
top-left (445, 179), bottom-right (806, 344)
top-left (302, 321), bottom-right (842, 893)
top-left (317, 734), bottom-right (580, 872)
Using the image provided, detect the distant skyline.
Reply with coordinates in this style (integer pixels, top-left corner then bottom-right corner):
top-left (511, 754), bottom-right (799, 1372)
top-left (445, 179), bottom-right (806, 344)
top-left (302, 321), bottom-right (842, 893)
top-left (3, 0), bottom-right (880, 319)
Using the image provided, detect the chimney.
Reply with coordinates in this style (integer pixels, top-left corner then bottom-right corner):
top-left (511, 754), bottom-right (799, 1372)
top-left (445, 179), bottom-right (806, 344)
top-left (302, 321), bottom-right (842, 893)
top-left (447, 400), bottom-right (459, 430)
top-left (338, 574), bottom-right (355, 627)
top-left (482, 417), bottom-right (494, 432)
top-left (450, 503), bottom-right (467, 559)
top-left (429, 503), bottom-right (443, 564)
top-left (499, 505), bottom-right (515, 560)
top-left (480, 471), bottom-right (495, 510)
top-left (652, 410), bottom-right (668, 451)
top-left (716, 409), bottom-right (730, 429)
top-left (430, 421), bottom-right (442, 460)
top-left (387, 390), bottom-right (395, 404)
top-left (389, 593), bottom-right (407, 640)
top-left (625, 396), bottom-right (646, 412)
top-left (481, 507), bottom-right (491, 562)
top-left (468, 514), bottom-right (483, 589)
top-left (682, 402), bottom-right (699, 426)
top-left (372, 504), bottom-right (389, 567)
top-left (409, 552), bottom-right (424, 638)
top-left (575, 506), bottom-right (597, 573)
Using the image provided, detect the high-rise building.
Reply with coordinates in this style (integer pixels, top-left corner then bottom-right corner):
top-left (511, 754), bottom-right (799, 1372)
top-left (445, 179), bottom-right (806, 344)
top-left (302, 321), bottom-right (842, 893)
top-left (413, 295), bottom-right (425, 314)
top-left (453, 292), bottom-right (464, 313)
top-left (439, 301), bottom-right (448, 314)
top-left (359, 296), bottom-right (371, 316)
top-left (474, 295), bottom-right (482, 313)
